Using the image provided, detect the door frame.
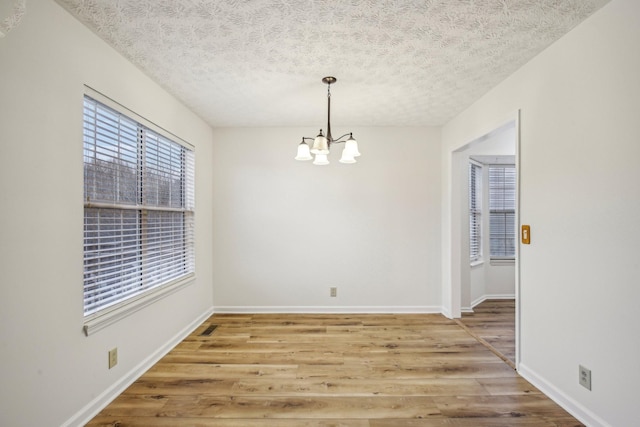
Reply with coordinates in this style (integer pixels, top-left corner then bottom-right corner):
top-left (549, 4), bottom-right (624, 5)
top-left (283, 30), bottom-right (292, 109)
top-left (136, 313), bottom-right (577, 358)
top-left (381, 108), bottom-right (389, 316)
top-left (444, 110), bottom-right (521, 368)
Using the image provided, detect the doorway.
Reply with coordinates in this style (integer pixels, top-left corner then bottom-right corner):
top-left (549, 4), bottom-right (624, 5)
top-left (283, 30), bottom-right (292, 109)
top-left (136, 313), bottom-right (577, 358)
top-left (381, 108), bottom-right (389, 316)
top-left (449, 117), bottom-right (520, 368)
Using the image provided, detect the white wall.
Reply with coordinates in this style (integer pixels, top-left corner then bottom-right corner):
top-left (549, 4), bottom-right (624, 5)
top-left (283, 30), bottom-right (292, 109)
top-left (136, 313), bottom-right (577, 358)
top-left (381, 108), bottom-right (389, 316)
top-left (0, 2), bottom-right (214, 426)
top-left (211, 127), bottom-right (442, 312)
top-left (468, 263), bottom-right (485, 308)
top-left (442, 0), bottom-right (639, 425)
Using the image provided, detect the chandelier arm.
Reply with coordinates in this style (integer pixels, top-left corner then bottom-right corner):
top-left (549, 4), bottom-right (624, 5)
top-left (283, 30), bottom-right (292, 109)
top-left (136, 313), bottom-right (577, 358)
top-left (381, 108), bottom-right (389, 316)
top-left (331, 133), bottom-right (353, 144)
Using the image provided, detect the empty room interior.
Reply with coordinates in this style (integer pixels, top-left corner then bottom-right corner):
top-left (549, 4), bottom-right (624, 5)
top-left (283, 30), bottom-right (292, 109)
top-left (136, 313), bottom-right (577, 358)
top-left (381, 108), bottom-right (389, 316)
top-left (1, 0), bottom-right (638, 426)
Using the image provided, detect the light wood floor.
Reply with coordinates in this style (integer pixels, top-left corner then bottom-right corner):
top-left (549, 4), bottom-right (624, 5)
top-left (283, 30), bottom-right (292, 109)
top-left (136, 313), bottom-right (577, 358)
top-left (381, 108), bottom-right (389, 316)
top-left (459, 299), bottom-right (516, 367)
top-left (87, 313), bottom-right (582, 426)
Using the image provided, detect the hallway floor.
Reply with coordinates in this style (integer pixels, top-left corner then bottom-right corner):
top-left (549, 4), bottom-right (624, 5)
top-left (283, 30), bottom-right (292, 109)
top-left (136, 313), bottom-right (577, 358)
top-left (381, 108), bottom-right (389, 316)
top-left (460, 299), bottom-right (516, 366)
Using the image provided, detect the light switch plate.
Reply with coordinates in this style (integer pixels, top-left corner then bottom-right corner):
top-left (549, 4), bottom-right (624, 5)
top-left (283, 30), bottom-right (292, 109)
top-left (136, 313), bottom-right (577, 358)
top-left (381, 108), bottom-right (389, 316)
top-left (521, 225), bottom-right (531, 244)
top-left (108, 348), bottom-right (118, 369)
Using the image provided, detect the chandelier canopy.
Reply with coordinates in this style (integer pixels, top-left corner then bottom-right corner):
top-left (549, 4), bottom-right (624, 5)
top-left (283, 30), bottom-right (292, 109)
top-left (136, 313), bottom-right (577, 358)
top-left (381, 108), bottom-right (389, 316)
top-left (295, 77), bottom-right (361, 165)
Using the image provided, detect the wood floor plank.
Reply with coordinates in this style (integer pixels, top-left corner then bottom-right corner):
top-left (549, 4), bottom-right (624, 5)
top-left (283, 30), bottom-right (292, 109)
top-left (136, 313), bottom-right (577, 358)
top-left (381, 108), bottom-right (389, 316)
top-left (230, 378), bottom-right (489, 397)
top-left (477, 377), bottom-right (543, 396)
top-left (433, 394), bottom-right (572, 418)
top-left (88, 417), bottom-right (371, 426)
top-left (370, 418), bottom-right (565, 426)
top-left (297, 361), bottom-right (516, 380)
top-left (144, 362), bottom-right (299, 379)
top-left (98, 395), bottom-right (441, 419)
top-left (86, 313), bottom-right (583, 426)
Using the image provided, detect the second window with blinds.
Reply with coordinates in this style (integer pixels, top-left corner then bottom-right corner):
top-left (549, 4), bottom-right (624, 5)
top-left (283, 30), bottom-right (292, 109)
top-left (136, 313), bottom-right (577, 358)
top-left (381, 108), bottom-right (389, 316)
top-left (469, 162), bottom-right (516, 264)
top-left (489, 165), bottom-right (516, 260)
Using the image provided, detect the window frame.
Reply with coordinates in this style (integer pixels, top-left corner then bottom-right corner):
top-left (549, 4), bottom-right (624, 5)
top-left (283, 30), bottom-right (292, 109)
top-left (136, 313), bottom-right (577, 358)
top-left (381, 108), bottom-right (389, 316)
top-left (82, 87), bottom-right (195, 336)
top-left (469, 161), bottom-right (483, 264)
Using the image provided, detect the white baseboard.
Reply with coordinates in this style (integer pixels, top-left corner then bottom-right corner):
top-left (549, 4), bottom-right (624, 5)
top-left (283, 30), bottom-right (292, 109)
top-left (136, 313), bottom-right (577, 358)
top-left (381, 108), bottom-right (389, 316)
top-left (470, 293), bottom-right (515, 309)
top-left (213, 305), bottom-right (443, 314)
top-left (441, 306), bottom-right (453, 319)
top-left (518, 363), bottom-right (610, 427)
top-left (62, 307), bottom-right (214, 427)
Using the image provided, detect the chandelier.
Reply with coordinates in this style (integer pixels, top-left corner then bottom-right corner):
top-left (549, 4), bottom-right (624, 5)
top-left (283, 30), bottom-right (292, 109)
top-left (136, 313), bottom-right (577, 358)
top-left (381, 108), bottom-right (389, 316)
top-left (295, 77), bottom-right (361, 165)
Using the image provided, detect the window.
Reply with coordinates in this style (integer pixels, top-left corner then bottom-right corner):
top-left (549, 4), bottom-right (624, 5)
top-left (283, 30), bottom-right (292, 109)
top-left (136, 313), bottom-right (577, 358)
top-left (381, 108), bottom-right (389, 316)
top-left (489, 165), bottom-right (516, 259)
top-left (469, 162), bottom-right (482, 262)
top-left (83, 94), bottom-right (195, 329)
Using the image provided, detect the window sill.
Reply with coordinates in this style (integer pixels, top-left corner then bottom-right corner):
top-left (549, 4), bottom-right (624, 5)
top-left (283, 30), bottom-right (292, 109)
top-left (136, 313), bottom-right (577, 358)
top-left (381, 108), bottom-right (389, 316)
top-left (490, 258), bottom-right (515, 266)
top-left (83, 274), bottom-right (195, 336)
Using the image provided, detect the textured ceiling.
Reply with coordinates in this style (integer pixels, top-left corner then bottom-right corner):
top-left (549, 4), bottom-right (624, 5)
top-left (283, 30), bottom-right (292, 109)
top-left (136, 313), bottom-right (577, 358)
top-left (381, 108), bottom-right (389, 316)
top-left (0, 0), bottom-right (26, 37)
top-left (56, 0), bottom-right (610, 127)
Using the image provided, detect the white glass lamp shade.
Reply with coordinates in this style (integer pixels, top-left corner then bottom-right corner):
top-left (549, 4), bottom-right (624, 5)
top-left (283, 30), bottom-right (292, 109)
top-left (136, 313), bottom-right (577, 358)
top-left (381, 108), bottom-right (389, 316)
top-left (313, 153), bottom-right (329, 165)
top-left (346, 134), bottom-right (361, 157)
top-left (294, 140), bottom-right (312, 161)
top-left (339, 145), bottom-right (356, 164)
top-left (311, 131), bottom-right (329, 154)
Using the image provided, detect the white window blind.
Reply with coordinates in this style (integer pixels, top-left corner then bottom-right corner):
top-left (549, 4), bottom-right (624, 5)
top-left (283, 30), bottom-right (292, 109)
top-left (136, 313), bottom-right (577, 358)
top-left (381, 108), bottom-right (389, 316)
top-left (83, 95), bottom-right (195, 318)
top-left (489, 165), bottom-right (516, 259)
top-left (469, 162), bottom-right (482, 262)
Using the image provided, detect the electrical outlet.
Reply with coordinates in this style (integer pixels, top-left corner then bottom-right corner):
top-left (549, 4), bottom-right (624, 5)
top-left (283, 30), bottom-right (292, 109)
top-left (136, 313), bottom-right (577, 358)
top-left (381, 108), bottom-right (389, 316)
top-left (108, 348), bottom-right (118, 369)
top-left (579, 365), bottom-right (591, 390)
top-left (330, 287), bottom-right (337, 297)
